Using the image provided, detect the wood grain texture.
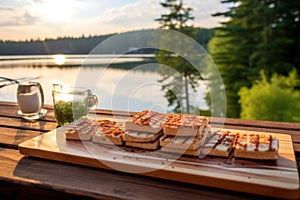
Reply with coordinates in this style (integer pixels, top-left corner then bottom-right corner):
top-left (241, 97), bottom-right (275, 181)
top-left (0, 126), bottom-right (44, 149)
top-left (1, 148), bottom-right (265, 200)
top-left (0, 116), bottom-right (57, 131)
top-left (19, 127), bottom-right (300, 199)
top-left (0, 103), bottom-right (56, 121)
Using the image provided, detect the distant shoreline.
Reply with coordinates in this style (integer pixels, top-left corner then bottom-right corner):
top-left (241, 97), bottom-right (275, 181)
top-left (0, 28), bottom-right (214, 55)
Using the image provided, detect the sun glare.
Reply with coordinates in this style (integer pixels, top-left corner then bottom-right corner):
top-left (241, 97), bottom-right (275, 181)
top-left (53, 54), bottom-right (66, 65)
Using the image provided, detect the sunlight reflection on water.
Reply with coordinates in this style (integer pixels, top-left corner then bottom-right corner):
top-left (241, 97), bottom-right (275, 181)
top-left (0, 55), bottom-right (207, 112)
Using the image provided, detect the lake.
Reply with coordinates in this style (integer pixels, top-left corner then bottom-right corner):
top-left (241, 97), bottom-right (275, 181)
top-left (0, 54), bottom-right (207, 113)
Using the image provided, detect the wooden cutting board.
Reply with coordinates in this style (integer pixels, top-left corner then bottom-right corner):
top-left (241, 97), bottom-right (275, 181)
top-left (18, 125), bottom-right (299, 199)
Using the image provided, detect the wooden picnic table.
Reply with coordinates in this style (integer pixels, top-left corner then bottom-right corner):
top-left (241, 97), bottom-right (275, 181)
top-left (0, 101), bottom-right (299, 200)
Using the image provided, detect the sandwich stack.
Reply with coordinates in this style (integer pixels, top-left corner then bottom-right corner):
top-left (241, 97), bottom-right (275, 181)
top-left (234, 133), bottom-right (279, 160)
top-left (202, 130), bottom-right (279, 160)
top-left (92, 119), bottom-right (124, 145)
top-left (202, 130), bottom-right (237, 157)
top-left (65, 118), bottom-right (125, 145)
top-left (160, 113), bottom-right (210, 156)
top-left (124, 110), bottom-right (166, 150)
top-left (65, 118), bottom-right (100, 141)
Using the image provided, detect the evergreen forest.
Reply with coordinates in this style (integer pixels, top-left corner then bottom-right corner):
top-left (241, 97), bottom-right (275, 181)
top-left (208, 0), bottom-right (300, 121)
top-left (0, 28), bottom-right (213, 55)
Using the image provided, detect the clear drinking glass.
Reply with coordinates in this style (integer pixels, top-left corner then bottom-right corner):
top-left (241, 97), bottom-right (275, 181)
top-left (17, 81), bottom-right (47, 120)
top-left (52, 84), bottom-right (98, 126)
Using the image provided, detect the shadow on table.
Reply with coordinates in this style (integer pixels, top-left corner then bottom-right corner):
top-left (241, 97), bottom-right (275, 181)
top-left (11, 155), bottom-right (272, 200)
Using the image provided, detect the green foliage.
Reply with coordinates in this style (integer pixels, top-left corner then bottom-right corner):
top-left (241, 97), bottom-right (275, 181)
top-left (209, 0), bottom-right (300, 118)
top-left (195, 28), bottom-right (214, 49)
top-left (238, 69), bottom-right (300, 122)
top-left (155, 0), bottom-right (194, 31)
top-left (155, 0), bottom-right (201, 114)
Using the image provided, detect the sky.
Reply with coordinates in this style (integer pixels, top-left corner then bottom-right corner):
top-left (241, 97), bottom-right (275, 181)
top-left (0, 0), bottom-right (228, 41)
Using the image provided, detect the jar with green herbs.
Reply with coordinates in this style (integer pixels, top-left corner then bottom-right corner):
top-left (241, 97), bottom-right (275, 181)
top-left (52, 84), bottom-right (98, 126)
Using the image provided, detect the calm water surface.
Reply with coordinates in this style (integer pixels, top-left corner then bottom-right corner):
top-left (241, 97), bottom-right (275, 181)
top-left (0, 55), bottom-right (207, 112)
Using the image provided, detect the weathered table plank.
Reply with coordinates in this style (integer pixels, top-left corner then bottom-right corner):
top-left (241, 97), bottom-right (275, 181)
top-left (0, 116), bottom-right (57, 131)
top-left (0, 104), bottom-right (56, 121)
top-left (0, 148), bottom-right (263, 200)
top-left (0, 127), bottom-right (44, 149)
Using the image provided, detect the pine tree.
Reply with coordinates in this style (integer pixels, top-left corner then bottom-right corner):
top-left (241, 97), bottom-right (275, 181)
top-left (155, 0), bottom-right (200, 114)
